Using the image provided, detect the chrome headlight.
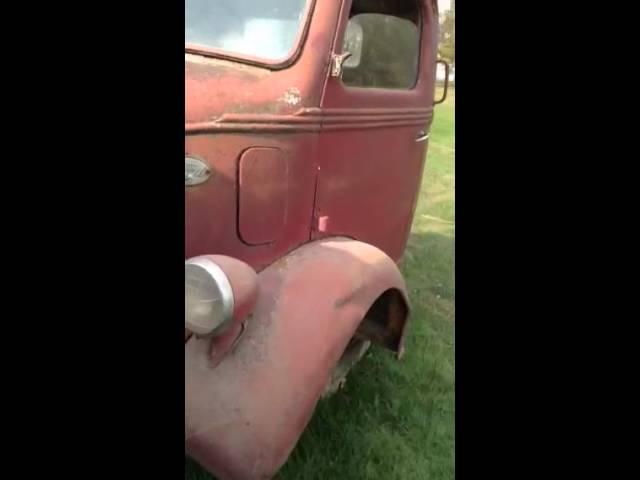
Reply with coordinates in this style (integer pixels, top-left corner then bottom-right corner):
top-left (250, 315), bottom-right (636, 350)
top-left (185, 257), bottom-right (234, 336)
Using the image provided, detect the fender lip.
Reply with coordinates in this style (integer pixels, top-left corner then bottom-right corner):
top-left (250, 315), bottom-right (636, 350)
top-left (185, 237), bottom-right (410, 479)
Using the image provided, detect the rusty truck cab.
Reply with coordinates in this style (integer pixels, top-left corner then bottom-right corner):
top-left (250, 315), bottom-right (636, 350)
top-left (185, 1), bottom-right (442, 478)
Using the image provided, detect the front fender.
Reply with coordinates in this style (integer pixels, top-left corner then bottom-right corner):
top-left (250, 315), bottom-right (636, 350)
top-left (185, 237), bottom-right (410, 479)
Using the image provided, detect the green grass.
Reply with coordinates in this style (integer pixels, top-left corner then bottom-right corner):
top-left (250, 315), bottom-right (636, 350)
top-left (186, 89), bottom-right (455, 480)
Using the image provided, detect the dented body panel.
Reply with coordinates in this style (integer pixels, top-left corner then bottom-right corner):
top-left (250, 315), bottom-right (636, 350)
top-left (185, 238), bottom-right (408, 479)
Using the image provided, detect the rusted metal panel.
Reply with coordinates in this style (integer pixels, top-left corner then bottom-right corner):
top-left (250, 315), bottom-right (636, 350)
top-left (184, 0), bottom-right (338, 125)
top-left (184, 0), bottom-right (340, 271)
top-left (238, 148), bottom-right (288, 245)
top-left (184, 132), bottom-right (317, 272)
top-left (185, 106), bottom-right (432, 134)
top-left (312, 0), bottom-right (439, 261)
top-left (185, 238), bottom-right (409, 479)
top-left (312, 118), bottom-right (430, 259)
top-left (185, 1), bottom-right (438, 268)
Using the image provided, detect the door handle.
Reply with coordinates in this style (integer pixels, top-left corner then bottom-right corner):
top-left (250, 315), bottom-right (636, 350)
top-left (415, 131), bottom-right (429, 143)
top-left (434, 59), bottom-right (451, 105)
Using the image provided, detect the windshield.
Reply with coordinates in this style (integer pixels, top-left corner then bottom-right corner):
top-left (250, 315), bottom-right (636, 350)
top-left (185, 0), bottom-right (310, 63)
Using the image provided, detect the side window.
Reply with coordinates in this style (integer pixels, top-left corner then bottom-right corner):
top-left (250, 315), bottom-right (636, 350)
top-left (342, 0), bottom-right (421, 90)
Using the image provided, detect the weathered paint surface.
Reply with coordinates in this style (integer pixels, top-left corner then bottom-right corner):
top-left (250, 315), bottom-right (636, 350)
top-left (185, 238), bottom-right (409, 479)
top-left (184, 0), bottom-right (339, 271)
top-left (311, 0), bottom-right (439, 259)
top-left (185, 0), bottom-right (438, 270)
top-left (185, 1), bottom-right (440, 478)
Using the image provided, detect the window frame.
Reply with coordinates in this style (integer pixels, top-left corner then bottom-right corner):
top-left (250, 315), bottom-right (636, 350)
top-left (184, 0), bottom-right (316, 70)
top-left (339, 1), bottom-right (424, 92)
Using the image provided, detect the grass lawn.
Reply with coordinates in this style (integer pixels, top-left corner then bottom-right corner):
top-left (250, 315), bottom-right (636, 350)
top-left (186, 89), bottom-right (455, 480)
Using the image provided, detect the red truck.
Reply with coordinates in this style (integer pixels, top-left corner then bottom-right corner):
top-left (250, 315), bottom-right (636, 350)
top-left (185, 1), bottom-right (448, 478)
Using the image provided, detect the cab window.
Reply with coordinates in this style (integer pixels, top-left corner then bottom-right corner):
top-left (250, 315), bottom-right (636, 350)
top-left (342, 0), bottom-right (421, 90)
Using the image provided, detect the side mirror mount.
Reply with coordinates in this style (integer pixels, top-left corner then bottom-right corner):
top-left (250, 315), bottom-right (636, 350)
top-left (434, 60), bottom-right (451, 105)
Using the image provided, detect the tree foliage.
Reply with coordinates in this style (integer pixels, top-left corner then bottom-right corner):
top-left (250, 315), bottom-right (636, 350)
top-left (439, 9), bottom-right (454, 65)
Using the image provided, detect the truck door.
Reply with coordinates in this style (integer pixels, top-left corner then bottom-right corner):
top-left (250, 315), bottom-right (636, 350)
top-left (313, 0), bottom-right (438, 261)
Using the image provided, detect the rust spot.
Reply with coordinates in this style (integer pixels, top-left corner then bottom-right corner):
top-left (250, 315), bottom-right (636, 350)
top-left (280, 87), bottom-right (302, 107)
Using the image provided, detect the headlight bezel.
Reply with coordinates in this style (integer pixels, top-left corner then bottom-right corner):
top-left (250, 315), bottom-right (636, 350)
top-left (185, 256), bottom-right (235, 336)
